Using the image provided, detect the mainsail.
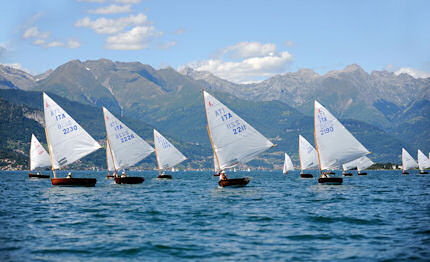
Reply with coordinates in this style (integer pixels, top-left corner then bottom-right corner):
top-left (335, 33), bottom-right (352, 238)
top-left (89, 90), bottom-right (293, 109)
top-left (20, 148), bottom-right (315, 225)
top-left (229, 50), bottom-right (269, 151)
top-left (314, 100), bottom-right (370, 170)
top-left (283, 153), bottom-right (294, 173)
top-left (401, 148), bottom-right (418, 171)
top-left (106, 140), bottom-right (118, 172)
top-left (298, 135), bottom-right (319, 172)
top-left (417, 149), bottom-right (430, 171)
top-left (203, 91), bottom-right (274, 170)
top-left (103, 107), bottom-right (154, 170)
top-left (342, 156), bottom-right (374, 172)
top-left (154, 129), bottom-right (187, 170)
top-left (29, 134), bottom-right (51, 171)
top-left (43, 93), bottom-right (101, 170)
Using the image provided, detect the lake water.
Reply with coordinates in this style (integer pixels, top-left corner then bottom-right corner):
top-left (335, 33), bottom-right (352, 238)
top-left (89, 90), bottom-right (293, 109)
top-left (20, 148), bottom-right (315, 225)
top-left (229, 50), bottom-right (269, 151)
top-left (0, 170), bottom-right (429, 261)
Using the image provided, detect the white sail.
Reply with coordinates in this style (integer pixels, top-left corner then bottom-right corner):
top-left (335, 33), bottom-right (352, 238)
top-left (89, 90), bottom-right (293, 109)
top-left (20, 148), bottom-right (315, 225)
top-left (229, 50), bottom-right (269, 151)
top-left (106, 141), bottom-right (118, 172)
top-left (29, 134), bottom-right (52, 171)
top-left (203, 91), bottom-right (274, 170)
top-left (401, 148), bottom-right (418, 171)
top-left (417, 149), bottom-right (430, 171)
top-left (103, 107), bottom-right (154, 170)
top-left (43, 93), bottom-right (101, 169)
top-left (298, 135), bottom-right (319, 171)
top-left (342, 156), bottom-right (374, 172)
top-left (213, 152), bottom-right (220, 173)
top-left (154, 129), bottom-right (187, 170)
top-left (314, 100), bottom-right (370, 170)
top-left (283, 153), bottom-right (294, 173)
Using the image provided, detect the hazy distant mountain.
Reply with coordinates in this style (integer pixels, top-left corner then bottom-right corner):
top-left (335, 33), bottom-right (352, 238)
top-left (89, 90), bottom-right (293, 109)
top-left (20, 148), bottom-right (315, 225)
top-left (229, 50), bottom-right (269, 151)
top-left (0, 65), bottom-right (36, 90)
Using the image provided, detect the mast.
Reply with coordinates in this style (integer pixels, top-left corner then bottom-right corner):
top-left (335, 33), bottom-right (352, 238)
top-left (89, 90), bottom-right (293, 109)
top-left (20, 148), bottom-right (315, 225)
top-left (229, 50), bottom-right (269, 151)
top-left (103, 108), bottom-right (118, 175)
top-left (313, 101), bottom-right (323, 174)
top-left (203, 90), bottom-right (221, 172)
top-left (105, 141), bottom-right (110, 176)
top-left (44, 127), bottom-right (56, 178)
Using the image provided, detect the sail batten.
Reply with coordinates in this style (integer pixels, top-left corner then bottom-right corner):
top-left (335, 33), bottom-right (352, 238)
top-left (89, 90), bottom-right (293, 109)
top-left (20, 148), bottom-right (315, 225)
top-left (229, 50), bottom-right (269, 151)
top-left (154, 129), bottom-right (187, 170)
top-left (29, 134), bottom-right (51, 171)
top-left (43, 93), bottom-right (101, 169)
top-left (103, 107), bottom-right (154, 170)
top-left (314, 100), bottom-right (370, 170)
top-left (203, 91), bottom-right (273, 170)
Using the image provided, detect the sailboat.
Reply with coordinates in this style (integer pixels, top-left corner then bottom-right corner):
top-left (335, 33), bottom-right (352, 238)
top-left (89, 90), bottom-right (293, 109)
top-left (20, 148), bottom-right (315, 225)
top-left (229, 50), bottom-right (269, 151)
top-left (401, 148), bottom-right (418, 174)
top-left (298, 135), bottom-right (318, 178)
top-left (28, 134), bottom-right (51, 178)
top-left (154, 129), bottom-right (187, 179)
top-left (43, 93), bottom-right (101, 186)
top-left (103, 107), bottom-right (154, 184)
top-left (314, 100), bottom-right (370, 184)
top-left (282, 153), bottom-right (294, 174)
top-left (105, 141), bottom-right (118, 179)
top-left (203, 90), bottom-right (275, 187)
top-left (417, 149), bottom-right (430, 174)
top-left (342, 156), bottom-right (374, 176)
top-left (341, 162), bottom-right (354, 176)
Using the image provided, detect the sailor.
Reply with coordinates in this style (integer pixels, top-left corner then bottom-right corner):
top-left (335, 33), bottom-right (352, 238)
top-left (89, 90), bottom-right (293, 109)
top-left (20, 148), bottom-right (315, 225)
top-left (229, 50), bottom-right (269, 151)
top-left (220, 170), bottom-right (227, 180)
top-left (113, 171), bottom-right (118, 178)
top-left (121, 171), bottom-right (127, 178)
top-left (66, 172), bottom-right (72, 179)
top-left (37, 171), bottom-right (41, 175)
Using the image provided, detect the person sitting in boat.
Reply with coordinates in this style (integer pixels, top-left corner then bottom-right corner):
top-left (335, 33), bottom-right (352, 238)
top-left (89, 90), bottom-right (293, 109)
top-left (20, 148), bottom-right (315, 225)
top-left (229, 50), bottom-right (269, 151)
top-left (67, 172), bottom-right (72, 179)
top-left (121, 171), bottom-right (127, 178)
top-left (321, 172), bottom-right (327, 178)
top-left (37, 171), bottom-right (41, 175)
top-left (113, 171), bottom-right (118, 178)
top-left (220, 170), bottom-right (228, 180)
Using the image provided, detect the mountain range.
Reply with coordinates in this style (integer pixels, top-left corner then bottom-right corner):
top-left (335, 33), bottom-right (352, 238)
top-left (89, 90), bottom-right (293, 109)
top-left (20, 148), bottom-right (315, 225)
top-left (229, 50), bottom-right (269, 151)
top-left (0, 59), bottom-right (428, 170)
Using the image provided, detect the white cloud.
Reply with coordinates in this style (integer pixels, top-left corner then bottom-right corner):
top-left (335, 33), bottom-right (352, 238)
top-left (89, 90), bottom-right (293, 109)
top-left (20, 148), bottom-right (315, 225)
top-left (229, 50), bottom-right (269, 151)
top-left (32, 39), bottom-right (46, 46)
top-left (68, 39), bottom-right (81, 48)
top-left (105, 25), bottom-right (162, 50)
top-left (219, 42), bottom-right (277, 60)
top-left (284, 40), bottom-right (294, 47)
top-left (75, 13), bottom-right (149, 34)
top-left (89, 4), bottom-right (132, 14)
top-left (395, 67), bottom-right (430, 79)
top-left (22, 26), bottom-right (50, 39)
top-left (159, 41), bottom-right (176, 50)
top-left (46, 41), bottom-right (65, 48)
top-left (185, 42), bottom-right (294, 83)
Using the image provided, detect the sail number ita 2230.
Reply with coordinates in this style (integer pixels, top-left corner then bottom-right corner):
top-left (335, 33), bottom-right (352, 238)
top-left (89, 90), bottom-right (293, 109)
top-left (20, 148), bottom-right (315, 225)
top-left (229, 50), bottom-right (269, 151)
top-left (63, 125), bottom-right (78, 134)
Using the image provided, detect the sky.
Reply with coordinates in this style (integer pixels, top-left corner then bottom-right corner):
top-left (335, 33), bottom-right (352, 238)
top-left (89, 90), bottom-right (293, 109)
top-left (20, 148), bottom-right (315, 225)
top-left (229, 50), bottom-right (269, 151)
top-left (0, 0), bottom-right (429, 83)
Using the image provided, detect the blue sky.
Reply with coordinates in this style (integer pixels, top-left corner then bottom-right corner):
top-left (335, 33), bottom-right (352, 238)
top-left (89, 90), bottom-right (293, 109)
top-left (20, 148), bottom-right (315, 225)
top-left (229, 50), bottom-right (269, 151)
top-left (0, 0), bottom-right (429, 83)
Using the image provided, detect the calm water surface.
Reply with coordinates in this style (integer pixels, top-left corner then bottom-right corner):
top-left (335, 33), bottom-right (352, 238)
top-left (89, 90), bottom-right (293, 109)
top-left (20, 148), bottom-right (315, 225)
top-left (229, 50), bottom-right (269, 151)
top-left (0, 170), bottom-right (429, 261)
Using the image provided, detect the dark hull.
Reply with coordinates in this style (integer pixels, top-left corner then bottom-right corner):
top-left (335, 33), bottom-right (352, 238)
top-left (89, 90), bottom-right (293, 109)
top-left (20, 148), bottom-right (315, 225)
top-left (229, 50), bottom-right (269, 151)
top-left (51, 178), bottom-right (96, 187)
top-left (213, 173), bottom-right (220, 176)
top-left (402, 171), bottom-right (409, 175)
top-left (357, 172), bottom-right (367, 176)
top-left (318, 177), bottom-right (343, 185)
top-left (343, 173), bottom-right (353, 176)
top-left (327, 171), bottom-right (335, 175)
top-left (158, 174), bottom-right (172, 179)
top-left (219, 177), bottom-right (250, 187)
top-left (419, 171), bottom-right (428, 174)
top-left (114, 177), bottom-right (144, 184)
top-left (106, 175), bottom-right (114, 179)
top-left (300, 173), bottom-right (313, 178)
top-left (29, 173), bottom-right (50, 178)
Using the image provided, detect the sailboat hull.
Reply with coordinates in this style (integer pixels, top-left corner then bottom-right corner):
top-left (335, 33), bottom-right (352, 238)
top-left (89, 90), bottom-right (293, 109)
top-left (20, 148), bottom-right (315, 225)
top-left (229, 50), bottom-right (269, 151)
top-left (114, 177), bottom-right (144, 184)
top-left (318, 177), bottom-right (343, 185)
top-left (213, 173), bottom-right (220, 176)
top-left (106, 175), bottom-right (114, 179)
top-left (300, 173), bottom-right (313, 178)
top-left (402, 171), bottom-right (409, 175)
top-left (343, 173), bottom-right (353, 176)
top-left (357, 172), bottom-right (367, 176)
top-left (158, 174), bottom-right (172, 179)
top-left (29, 173), bottom-right (50, 178)
top-left (419, 171), bottom-right (428, 174)
top-left (51, 178), bottom-right (96, 187)
top-left (219, 177), bottom-right (250, 187)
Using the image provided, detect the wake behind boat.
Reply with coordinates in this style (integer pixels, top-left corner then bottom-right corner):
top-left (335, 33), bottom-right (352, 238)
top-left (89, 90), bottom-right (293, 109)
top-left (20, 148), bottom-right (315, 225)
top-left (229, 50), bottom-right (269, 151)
top-left (43, 93), bottom-right (100, 186)
top-left (103, 107), bottom-right (154, 184)
top-left (28, 134), bottom-right (51, 178)
top-left (203, 90), bottom-right (275, 187)
top-left (314, 100), bottom-right (371, 185)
